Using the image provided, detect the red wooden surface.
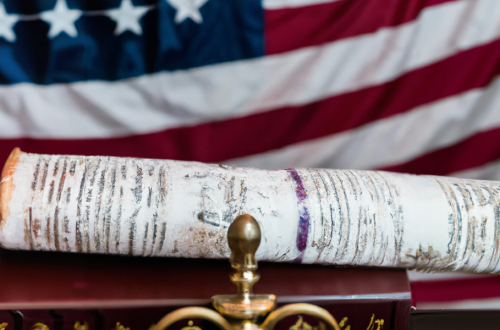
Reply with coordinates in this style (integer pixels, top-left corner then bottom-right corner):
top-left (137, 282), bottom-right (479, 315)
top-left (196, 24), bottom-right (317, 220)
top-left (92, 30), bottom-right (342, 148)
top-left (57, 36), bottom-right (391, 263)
top-left (0, 249), bottom-right (410, 309)
top-left (0, 249), bottom-right (411, 330)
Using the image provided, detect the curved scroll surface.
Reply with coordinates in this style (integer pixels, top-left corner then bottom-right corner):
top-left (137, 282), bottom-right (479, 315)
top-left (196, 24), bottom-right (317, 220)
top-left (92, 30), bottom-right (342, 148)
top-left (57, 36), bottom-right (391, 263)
top-left (260, 304), bottom-right (340, 330)
top-left (153, 307), bottom-right (233, 330)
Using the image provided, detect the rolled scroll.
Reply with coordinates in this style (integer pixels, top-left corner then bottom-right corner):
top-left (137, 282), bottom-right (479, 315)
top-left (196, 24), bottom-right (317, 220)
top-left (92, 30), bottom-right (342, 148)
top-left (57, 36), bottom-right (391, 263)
top-left (1, 148), bottom-right (499, 273)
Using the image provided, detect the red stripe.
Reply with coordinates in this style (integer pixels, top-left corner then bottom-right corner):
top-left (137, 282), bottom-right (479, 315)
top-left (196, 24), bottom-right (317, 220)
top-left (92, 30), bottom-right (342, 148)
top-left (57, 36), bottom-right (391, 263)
top-left (411, 276), bottom-right (500, 303)
top-left (265, 0), bottom-right (455, 55)
top-left (379, 127), bottom-right (500, 175)
top-left (1, 38), bottom-right (500, 166)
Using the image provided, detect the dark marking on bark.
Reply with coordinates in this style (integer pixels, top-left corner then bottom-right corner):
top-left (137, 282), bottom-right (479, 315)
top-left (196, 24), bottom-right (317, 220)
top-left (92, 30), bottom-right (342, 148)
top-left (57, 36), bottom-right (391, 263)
top-left (469, 183), bottom-right (486, 206)
top-left (52, 160), bottom-right (59, 176)
top-left (149, 212), bottom-right (158, 256)
top-left (158, 166), bottom-right (167, 206)
top-left (309, 171), bottom-right (327, 257)
top-left (64, 216), bottom-right (70, 234)
top-left (127, 208), bottom-right (141, 255)
top-left (121, 164), bottom-right (127, 180)
top-left (84, 205), bottom-right (90, 252)
top-left (325, 171), bottom-right (343, 254)
top-left (104, 167), bottom-right (116, 253)
top-left (115, 205), bottom-right (122, 251)
top-left (69, 161), bottom-right (76, 175)
top-left (66, 187), bottom-right (72, 204)
top-left (455, 183), bottom-right (474, 264)
top-left (54, 207), bottom-right (60, 251)
top-left (128, 222), bottom-right (136, 255)
top-left (48, 181), bottom-right (55, 204)
top-left (147, 187), bottom-right (152, 208)
top-left (463, 218), bottom-right (474, 267)
top-left (437, 180), bottom-right (458, 256)
top-left (335, 172), bottom-right (351, 259)
top-left (446, 182), bottom-right (463, 260)
top-left (76, 169), bottom-right (87, 217)
top-left (57, 160), bottom-right (67, 202)
top-left (344, 171), bottom-right (359, 200)
top-left (104, 206), bottom-right (112, 253)
top-left (142, 222), bottom-right (149, 256)
top-left (62, 237), bottom-right (69, 250)
top-left (455, 183), bottom-right (472, 211)
top-left (89, 160), bottom-right (101, 186)
top-left (93, 168), bottom-right (106, 252)
top-left (31, 160), bottom-right (41, 191)
top-left (40, 160), bottom-right (49, 192)
top-left (156, 222), bottom-right (167, 256)
top-left (172, 240), bottom-right (179, 253)
top-left (198, 211), bottom-right (220, 226)
top-left (354, 210), bottom-right (368, 264)
top-left (110, 167), bottom-right (116, 197)
top-left (367, 213), bottom-right (377, 265)
top-left (75, 219), bottom-right (83, 253)
top-left (464, 185), bottom-right (475, 207)
top-left (76, 162), bottom-right (87, 253)
top-left (366, 173), bottom-right (381, 203)
top-left (133, 166), bottom-right (143, 204)
top-left (46, 216), bottom-right (51, 246)
top-left (319, 171), bottom-right (335, 256)
top-left (368, 173), bottom-right (384, 203)
top-left (32, 218), bottom-right (41, 240)
top-left (86, 188), bottom-right (93, 203)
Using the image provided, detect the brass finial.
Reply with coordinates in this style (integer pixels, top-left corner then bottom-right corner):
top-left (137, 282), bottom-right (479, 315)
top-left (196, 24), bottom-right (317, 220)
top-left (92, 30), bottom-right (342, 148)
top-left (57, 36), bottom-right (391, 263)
top-left (213, 214), bottom-right (276, 326)
top-left (227, 214), bottom-right (261, 295)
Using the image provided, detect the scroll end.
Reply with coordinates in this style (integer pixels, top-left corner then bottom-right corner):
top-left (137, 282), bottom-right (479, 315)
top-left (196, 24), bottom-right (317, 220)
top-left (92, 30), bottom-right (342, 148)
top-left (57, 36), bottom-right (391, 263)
top-left (0, 148), bottom-right (23, 227)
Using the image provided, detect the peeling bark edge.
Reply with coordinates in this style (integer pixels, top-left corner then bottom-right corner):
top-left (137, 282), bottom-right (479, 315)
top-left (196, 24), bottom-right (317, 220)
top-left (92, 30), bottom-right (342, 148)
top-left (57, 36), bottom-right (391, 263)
top-left (0, 148), bottom-right (22, 230)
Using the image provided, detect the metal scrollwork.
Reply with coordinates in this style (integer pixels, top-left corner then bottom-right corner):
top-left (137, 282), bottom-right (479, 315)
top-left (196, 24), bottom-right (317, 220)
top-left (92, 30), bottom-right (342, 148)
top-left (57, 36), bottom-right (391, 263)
top-left (153, 307), bottom-right (232, 330)
top-left (260, 304), bottom-right (339, 330)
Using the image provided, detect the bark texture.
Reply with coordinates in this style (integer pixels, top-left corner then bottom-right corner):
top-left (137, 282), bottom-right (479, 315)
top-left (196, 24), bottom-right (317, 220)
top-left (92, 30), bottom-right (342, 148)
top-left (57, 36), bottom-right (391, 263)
top-left (1, 149), bottom-right (500, 273)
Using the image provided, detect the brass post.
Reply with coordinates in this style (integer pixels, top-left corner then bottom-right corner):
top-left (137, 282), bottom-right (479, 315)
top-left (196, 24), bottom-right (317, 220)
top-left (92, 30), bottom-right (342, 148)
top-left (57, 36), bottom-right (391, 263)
top-left (212, 215), bottom-right (276, 328)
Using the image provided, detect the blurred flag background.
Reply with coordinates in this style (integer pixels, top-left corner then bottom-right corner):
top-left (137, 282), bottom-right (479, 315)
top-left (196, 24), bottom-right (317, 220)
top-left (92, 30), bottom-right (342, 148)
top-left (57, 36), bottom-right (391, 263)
top-left (1, 0), bottom-right (500, 309)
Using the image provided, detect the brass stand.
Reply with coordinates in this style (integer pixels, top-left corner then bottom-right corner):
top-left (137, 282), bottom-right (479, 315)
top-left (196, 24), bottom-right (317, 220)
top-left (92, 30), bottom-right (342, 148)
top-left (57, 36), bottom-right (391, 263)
top-left (153, 215), bottom-right (340, 330)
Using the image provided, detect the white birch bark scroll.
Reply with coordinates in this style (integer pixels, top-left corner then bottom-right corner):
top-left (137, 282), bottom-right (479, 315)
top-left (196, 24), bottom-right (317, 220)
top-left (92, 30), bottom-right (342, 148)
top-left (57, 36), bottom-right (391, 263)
top-left (1, 148), bottom-right (500, 273)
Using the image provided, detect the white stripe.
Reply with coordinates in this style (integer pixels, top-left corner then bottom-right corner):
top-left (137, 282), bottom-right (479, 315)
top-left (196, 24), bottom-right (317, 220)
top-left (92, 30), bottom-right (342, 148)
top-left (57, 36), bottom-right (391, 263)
top-left (263, 0), bottom-right (342, 10)
top-left (418, 297), bottom-right (500, 309)
top-left (452, 160), bottom-right (500, 181)
top-left (228, 76), bottom-right (500, 170)
top-left (1, 0), bottom-right (499, 139)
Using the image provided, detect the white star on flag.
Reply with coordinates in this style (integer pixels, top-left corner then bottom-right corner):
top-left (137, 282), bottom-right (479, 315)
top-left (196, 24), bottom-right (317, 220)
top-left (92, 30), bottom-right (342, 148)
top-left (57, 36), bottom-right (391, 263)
top-left (106, 0), bottom-right (149, 36)
top-left (0, 3), bottom-right (19, 42)
top-left (40, 0), bottom-right (81, 38)
top-left (167, 0), bottom-right (209, 24)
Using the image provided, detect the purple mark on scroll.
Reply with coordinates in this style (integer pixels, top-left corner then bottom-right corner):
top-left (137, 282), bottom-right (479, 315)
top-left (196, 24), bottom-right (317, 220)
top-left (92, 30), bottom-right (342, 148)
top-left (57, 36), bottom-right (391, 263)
top-left (287, 169), bottom-right (310, 252)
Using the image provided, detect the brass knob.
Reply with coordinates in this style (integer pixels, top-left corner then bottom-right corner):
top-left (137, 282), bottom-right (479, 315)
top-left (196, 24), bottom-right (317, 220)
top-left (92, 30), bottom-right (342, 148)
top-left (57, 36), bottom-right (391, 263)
top-left (227, 214), bottom-right (261, 274)
top-left (212, 214), bottom-right (275, 323)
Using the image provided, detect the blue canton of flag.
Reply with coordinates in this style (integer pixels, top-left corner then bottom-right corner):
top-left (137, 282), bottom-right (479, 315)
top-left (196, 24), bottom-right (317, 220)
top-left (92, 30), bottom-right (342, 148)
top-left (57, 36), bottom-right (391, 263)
top-left (0, 0), bottom-right (263, 84)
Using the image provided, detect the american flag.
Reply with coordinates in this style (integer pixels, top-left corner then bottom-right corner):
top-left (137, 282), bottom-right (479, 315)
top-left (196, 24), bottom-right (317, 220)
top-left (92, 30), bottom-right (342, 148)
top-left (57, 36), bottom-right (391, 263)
top-left (1, 0), bottom-right (500, 309)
